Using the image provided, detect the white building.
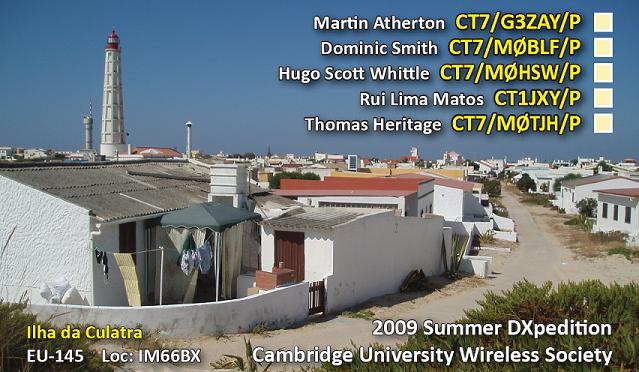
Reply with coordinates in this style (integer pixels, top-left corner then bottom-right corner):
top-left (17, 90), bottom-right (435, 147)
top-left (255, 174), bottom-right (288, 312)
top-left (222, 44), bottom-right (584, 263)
top-left (558, 175), bottom-right (639, 214)
top-left (273, 177), bottom-right (435, 217)
top-left (0, 161), bottom-right (211, 306)
top-left (259, 207), bottom-right (446, 312)
top-left (432, 179), bottom-right (487, 222)
top-left (0, 146), bottom-right (16, 160)
top-left (593, 188), bottom-right (639, 246)
top-left (23, 148), bottom-right (48, 159)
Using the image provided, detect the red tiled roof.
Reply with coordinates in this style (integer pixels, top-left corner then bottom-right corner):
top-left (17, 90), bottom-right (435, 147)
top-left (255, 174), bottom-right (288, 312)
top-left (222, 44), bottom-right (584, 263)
top-left (278, 177), bottom-right (434, 194)
top-left (594, 188), bottom-right (639, 198)
top-left (273, 189), bottom-right (416, 197)
top-left (132, 147), bottom-right (182, 158)
top-left (433, 178), bottom-right (475, 191)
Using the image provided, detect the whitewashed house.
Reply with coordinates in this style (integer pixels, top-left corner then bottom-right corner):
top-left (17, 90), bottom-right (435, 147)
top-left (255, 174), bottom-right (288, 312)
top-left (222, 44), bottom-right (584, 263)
top-left (259, 207), bottom-right (446, 312)
top-left (0, 161), bottom-right (211, 306)
top-left (432, 179), bottom-right (487, 222)
top-left (558, 175), bottom-right (639, 214)
top-left (273, 177), bottom-right (435, 217)
top-left (593, 188), bottom-right (639, 246)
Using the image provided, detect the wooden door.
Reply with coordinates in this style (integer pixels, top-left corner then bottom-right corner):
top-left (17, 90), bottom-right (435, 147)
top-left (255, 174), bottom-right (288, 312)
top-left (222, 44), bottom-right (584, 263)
top-left (119, 222), bottom-right (137, 264)
top-left (274, 231), bottom-right (305, 282)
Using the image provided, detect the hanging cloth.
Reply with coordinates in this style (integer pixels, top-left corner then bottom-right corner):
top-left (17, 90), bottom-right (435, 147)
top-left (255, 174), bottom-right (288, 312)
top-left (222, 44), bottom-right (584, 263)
top-left (179, 234), bottom-right (199, 274)
top-left (94, 249), bottom-right (109, 282)
top-left (192, 229), bottom-right (207, 248)
top-left (197, 240), bottom-right (212, 274)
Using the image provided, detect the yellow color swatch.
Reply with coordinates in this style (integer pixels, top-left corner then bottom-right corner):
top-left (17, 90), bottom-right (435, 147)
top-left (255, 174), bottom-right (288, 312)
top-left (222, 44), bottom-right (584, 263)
top-left (593, 88), bottom-right (613, 108)
top-left (594, 38), bottom-right (613, 57)
top-left (594, 13), bottom-right (613, 32)
top-left (593, 113), bottom-right (613, 134)
top-left (594, 63), bottom-right (613, 83)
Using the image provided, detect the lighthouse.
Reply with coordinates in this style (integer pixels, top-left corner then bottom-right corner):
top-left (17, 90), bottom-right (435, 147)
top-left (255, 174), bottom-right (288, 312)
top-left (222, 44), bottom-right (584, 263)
top-left (100, 29), bottom-right (128, 157)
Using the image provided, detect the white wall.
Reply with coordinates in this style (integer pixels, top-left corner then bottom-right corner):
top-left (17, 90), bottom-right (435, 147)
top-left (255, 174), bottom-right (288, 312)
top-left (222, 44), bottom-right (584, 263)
top-left (326, 213), bottom-right (444, 312)
top-left (91, 223), bottom-right (127, 306)
top-left (91, 219), bottom-right (152, 306)
top-left (28, 282), bottom-right (309, 337)
top-left (433, 185), bottom-right (464, 221)
top-left (0, 176), bottom-right (92, 304)
top-left (595, 194), bottom-right (638, 239)
top-left (463, 191), bottom-right (488, 220)
top-left (296, 195), bottom-right (404, 214)
top-left (260, 227), bottom-right (334, 282)
top-left (562, 178), bottom-right (639, 214)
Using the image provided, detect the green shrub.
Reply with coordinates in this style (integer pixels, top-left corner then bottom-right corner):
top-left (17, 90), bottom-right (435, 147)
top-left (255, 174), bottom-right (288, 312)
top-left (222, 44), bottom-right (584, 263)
top-left (340, 310), bottom-right (375, 320)
top-left (480, 180), bottom-right (501, 197)
top-left (316, 280), bottom-right (639, 371)
top-left (0, 300), bottom-right (112, 371)
top-left (607, 247), bottom-right (638, 261)
top-left (564, 215), bottom-right (594, 231)
top-left (520, 194), bottom-right (552, 207)
top-left (576, 198), bottom-right (597, 217)
top-left (516, 174), bottom-right (536, 192)
top-left (268, 171), bottom-right (320, 189)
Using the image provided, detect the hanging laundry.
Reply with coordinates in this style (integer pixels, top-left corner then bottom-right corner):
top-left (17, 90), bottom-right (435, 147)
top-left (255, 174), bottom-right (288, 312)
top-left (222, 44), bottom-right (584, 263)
top-left (95, 249), bottom-right (109, 282)
top-left (181, 249), bottom-right (202, 275)
top-left (197, 240), bottom-right (212, 274)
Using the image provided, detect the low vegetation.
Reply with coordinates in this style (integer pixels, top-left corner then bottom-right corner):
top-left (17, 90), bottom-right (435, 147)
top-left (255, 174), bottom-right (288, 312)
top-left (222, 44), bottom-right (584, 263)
top-left (441, 234), bottom-right (470, 279)
top-left (519, 193), bottom-right (553, 208)
top-left (589, 231), bottom-right (628, 245)
top-left (0, 300), bottom-right (112, 371)
top-left (315, 280), bottom-right (639, 371)
top-left (608, 246), bottom-right (639, 261)
top-left (478, 231), bottom-right (495, 245)
top-left (490, 197), bottom-right (509, 218)
top-left (211, 337), bottom-right (272, 371)
top-left (250, 323), bottom-right (270, 336)
top-left (340, 309), bottom-right (375, 320)
top-left (563, 214), bottom-right (594, 232)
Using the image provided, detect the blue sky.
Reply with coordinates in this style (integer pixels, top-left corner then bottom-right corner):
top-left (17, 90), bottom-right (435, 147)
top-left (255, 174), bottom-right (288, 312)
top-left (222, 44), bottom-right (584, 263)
top-left (0, 0), bottom-right (637, 161)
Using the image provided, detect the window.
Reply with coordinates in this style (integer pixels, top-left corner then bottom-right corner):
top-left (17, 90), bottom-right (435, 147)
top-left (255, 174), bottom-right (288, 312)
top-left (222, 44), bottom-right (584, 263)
top-left (613, 205), bottom-right (618, 221)
top-left (625, 206), bottom-right (632, 224)
top-left (602, 203), bottom-right (608, 218)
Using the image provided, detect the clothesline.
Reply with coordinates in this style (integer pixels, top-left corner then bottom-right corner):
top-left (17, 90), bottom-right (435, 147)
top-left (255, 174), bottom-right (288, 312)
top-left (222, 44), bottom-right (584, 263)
top-left (93, 247), bottom-right (165, 255)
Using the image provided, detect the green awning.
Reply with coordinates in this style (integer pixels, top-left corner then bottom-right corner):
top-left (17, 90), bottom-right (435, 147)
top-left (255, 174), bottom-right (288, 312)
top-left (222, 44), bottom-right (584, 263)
top-left (160, 202), bottom-right (261, 232)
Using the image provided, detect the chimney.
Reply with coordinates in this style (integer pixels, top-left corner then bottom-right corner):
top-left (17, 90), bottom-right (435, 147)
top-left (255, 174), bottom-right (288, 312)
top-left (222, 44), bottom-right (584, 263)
top-left (209, 164), bottom-right (248, 208)
top-left (83, 115), bottom-right (93, 150)
top-left (186, 121), bottom-right (192, 159)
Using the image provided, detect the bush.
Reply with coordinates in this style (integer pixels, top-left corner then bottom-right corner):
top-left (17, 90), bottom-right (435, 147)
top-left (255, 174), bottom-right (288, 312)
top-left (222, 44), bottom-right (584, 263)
top-left (576, 198), bottom-right (597, 217)
top-left (481, 180), bottom-right (501, 197)
top-left (268, 171), bottom-right (320, 189)
top-left (564, 214), bottom-right (594, 231)
top-left (317, 280), bottom-right (639, 371)
top-left (1, 300), bottom-right (112, 371)
top-left (516, 174), bottom-right (536, 192)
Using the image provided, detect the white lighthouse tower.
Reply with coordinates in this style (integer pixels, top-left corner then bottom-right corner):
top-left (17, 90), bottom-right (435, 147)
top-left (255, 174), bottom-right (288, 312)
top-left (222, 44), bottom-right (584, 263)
top-left (100, 29), bottom-right (128, 157)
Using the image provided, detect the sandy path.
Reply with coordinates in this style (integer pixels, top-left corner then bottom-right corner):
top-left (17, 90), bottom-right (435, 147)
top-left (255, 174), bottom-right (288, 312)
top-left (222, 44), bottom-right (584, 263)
top-left (124, 189), bottom-right (637, 371)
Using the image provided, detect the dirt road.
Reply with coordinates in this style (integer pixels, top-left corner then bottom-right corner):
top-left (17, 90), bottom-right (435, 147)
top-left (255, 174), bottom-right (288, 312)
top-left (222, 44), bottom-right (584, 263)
top-left (131, 189), bottom-right (637, 370)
